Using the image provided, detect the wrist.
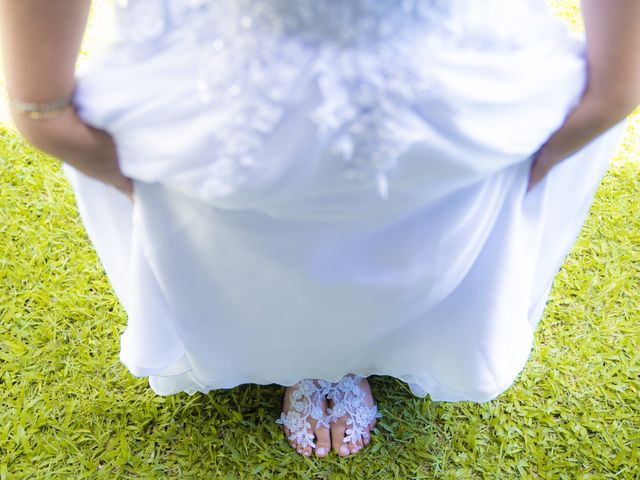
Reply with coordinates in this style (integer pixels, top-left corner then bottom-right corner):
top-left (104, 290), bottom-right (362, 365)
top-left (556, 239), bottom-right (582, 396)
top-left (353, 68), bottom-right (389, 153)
top-left (12, 106), bottom-right (84, 153)
top-left (582, 82), bottom-right (639, 126)
top-left (538, 92), bottom-right (623, 163)
top-left (12, 107), bottom-right (123, 183)
top-left (9, 95), bottom-right (73, 121)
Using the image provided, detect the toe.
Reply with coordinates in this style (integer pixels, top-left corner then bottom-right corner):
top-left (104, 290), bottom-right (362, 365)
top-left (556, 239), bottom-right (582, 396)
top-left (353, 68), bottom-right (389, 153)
top-left (348, 441), bottom-right (359, 454)
top-left (282, 427), bottom-right (296, 449)
top-left (315, 426), bottom-right (330, 458)
top-left (302, 445), bottom-right (312, 457)
top-left (331, 423), bottom-right (350, 457)
top-left (363, 428), bottom-right (371, 446)
top-left (338, 444), bottom-right (350, 457)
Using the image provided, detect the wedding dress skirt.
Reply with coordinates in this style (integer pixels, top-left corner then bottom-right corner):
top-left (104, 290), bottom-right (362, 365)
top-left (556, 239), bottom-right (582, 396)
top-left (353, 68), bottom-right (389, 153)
top-left (62, 0), bottom-right (625, 402)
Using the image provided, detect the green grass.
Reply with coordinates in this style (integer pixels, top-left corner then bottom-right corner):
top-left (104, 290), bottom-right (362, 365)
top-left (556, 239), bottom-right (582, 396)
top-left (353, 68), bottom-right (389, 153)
top-left (1, 2), bottom-right (640, 479)
top-left (1, 126), bottom-right (639, 479)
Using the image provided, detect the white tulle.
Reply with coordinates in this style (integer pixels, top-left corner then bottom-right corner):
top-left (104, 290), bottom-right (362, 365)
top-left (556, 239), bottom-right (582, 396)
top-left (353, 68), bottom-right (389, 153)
top-left (63, 0), bottom-right (625, 402)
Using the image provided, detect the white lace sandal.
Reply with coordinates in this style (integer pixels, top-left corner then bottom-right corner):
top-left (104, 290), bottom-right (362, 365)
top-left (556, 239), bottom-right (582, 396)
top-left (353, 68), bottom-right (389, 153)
top-left (276, 379), bottom-right (333, 450)
top-left (326, 374), bottom-right (382, 445)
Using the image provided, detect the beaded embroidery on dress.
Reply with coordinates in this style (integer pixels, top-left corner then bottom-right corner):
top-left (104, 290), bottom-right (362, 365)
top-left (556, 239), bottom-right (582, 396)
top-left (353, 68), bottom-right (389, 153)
top-left (97, 0), bottom-right (555, 201)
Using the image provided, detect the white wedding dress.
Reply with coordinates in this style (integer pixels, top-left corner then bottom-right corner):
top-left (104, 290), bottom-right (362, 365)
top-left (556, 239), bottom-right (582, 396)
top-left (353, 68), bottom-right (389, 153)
top-left (62, 0), bottom-right (625, 402)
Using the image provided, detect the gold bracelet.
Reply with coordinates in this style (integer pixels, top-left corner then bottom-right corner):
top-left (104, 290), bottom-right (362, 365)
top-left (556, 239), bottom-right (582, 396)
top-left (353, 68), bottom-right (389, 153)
top-left (9, 96), bottom-right (73, 120)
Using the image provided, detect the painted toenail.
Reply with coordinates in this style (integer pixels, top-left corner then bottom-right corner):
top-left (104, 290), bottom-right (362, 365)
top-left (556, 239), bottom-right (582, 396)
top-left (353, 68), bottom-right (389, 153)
top-left (317, 447), bottom-right (326, 456)
top-left (340, 445), bottom-right (349, 455)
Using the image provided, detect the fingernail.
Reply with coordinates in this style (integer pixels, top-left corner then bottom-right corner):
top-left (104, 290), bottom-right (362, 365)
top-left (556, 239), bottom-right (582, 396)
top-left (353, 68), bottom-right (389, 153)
top-left (340, 445), bottom-right (349, 455)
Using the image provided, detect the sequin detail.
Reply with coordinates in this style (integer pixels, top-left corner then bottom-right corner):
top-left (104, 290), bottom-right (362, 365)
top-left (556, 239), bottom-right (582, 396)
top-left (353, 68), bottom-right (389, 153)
top-left (109, 0), bottom-right (542, 200)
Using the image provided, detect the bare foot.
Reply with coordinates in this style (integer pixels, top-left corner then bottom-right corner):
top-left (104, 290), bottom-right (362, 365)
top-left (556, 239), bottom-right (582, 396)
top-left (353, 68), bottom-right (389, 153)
top-left (276, 379), bottom-right (332, 458)
top-left (327, 374), bottom-right (381, 457)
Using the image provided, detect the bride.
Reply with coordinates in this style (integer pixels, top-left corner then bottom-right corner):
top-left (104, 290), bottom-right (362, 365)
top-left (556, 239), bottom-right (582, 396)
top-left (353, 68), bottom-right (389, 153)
top-left (1, 0), bottom-right (638, 459)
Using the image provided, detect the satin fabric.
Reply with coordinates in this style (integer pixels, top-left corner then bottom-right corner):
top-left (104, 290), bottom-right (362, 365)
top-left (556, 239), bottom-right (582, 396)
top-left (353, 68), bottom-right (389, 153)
top-left (62, 0), bottom-right (625, 402)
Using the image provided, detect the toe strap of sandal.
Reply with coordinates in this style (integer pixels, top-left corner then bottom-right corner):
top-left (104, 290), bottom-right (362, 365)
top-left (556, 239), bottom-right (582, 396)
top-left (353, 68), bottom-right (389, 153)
top-left (326, 374), bottom-right (382, 445)
top-left (275, 379), bottom-right (332, 449)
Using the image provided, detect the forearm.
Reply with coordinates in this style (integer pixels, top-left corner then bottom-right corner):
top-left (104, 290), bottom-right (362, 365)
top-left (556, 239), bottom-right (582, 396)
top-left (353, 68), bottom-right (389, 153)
top-left (538, 0), bottom-right (640, 162)
top-left (1, 0), bottom-right (131, 194)
top-left (528, 0), bottom-right (640, 189)
top-left (13, 107), bottom-right (124, 185)
top-left (537, 90), bottom-right (629, 162)
top-left (581, 0), bottom-right (640, 118)
top-left (0, 0), bottom-right (92, 157)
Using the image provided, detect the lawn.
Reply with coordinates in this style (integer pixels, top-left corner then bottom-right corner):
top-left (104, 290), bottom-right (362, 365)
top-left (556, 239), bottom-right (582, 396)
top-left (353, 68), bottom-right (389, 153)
top-left (1, 1), bottom-right (639, 478)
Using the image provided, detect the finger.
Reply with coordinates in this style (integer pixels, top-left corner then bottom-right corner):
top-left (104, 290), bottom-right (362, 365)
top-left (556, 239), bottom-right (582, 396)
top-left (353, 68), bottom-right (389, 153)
top-left (527, 153), bottom-right (553, 192)
top-left (119, 177), bottom-right (134, 200)
top-left (115, 180), bottom-right (134, 203)
top-left (126, 177), bottom-right (134, 199)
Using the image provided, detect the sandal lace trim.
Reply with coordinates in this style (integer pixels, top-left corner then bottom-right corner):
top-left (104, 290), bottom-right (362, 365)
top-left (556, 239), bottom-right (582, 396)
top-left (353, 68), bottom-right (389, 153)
top-left (326, 374), bottom-right (382, 445)
top-left (275, 379), bottom-right (332, 449)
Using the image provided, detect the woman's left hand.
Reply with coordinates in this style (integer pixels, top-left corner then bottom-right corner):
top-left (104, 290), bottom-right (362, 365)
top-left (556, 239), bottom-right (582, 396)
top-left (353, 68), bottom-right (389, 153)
top-left (526, 89), bottom-right (635, 193)
top-left (527, 146), bottom-right (560, 192)
top-left (527, 0), bottom-right (640, 192)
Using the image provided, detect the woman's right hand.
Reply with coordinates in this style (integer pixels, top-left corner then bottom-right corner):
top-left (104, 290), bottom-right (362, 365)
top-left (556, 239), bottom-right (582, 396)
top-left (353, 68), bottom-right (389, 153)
top-left (1, 0), bottom-right (135, 201)
top-left (12, 105), bottom-right (134, 203)
top-left (86, 124), bottom-right (135, 202)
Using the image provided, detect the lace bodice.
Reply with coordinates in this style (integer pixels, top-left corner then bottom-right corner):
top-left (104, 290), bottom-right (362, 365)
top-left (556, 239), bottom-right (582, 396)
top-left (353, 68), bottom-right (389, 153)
top-left (105, 0), bottom-right (560, 200)
top-left (114, 0), bottom-right (544, 47)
